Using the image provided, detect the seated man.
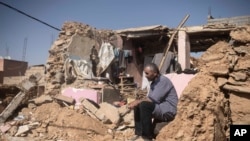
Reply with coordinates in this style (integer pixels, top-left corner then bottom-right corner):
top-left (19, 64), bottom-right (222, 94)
top-left (128, 63), bottom-right (178, 140)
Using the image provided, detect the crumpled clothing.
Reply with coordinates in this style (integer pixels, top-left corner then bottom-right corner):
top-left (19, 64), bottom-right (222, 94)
top-left (64, 57), bottom-right (93, 83)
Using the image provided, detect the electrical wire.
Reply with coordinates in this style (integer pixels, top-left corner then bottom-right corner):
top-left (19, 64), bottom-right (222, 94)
top-left (0, 1), bottom-right (61, 31)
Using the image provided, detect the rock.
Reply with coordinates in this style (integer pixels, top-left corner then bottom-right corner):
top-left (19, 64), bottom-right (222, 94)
top-left (230, 26), bottom-right (250, 43)
top-left (94, 109), bottom-right (110, 123)
top-left (227, 77), bottom-right (247, 86)
top-left (209, 64), bottom-right (229, 76)
top-left (53, 95), bottom-right (75, 104)
top-left (15, 125), bottom-right (30, 136)
top-left (233, 45), bottom-right (250, 54)
top-left (118, 105), bottom-right (131, 117)
top-left (35, 127), bottom-right (47, 133)
top-left (27, 103), bottom-right (36, 109)
top-left (19, 79), bottom-right (36, 91)
top-left (234, 56), bottom-right (250, 71)
top-left (217, 77), bottom-right (228, 87)
top-left (54, 39), bottom-right (64, 46)
top-left (9, 126), bottom-right (18, 136)
top-left (230, 72), bottom-right (247, 81)
top-left (223, 84), bottom-right (250, 94)
top-left (201, 53), bottom-right (224, 63)
top-left (228, 55), bottom-right (238, 69)
top-left (0, 123), bottom-right (11, 133)
top-left (31, 95), bottom-right (53, 105)
top-left (122, 111), bottom-right (134, 127)
top-left (52, 72), bottom-right (65, 84)
top-left (98, 102), bottom-right (120, 125)
top-left (81, 99), bottom-right (109, 122)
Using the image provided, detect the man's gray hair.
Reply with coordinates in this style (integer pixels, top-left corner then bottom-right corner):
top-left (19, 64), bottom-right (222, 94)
top-left (144, 63), bottom-right (160, 74)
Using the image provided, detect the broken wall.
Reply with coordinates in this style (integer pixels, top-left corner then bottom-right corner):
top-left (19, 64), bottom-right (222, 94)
top-left (208, 15), bottom-right (250, 26)
top-left (0, 59), bottom-right (28, 84)
top-left (157, 25), bottom-right (250, 141)
top-left (45, 22), bottom-right (119, 95)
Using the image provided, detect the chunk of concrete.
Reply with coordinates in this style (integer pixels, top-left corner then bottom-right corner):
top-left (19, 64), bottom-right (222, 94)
top-left (31, 95), bottom-right (53, 105)
top-left (19, 79), bottom-right (36, 91)
top-left (94, 109), bottom-right (110, 123)
top-left (118, 105), bottom-right (131, 117)
top-left (53, 95), bottom-right (75, 104)
top-left (81, 99), bottom-right (109, 122)
top-left (81, 99), bottom-right (99, 113)
top-left (0, 92), bottom-right (26, 123)
top-left (15, 125), bottom-right (30, 136)
top-left (122, 110), bottom-right (134, 127)
top-left (0, 124), bottom-right (11, 133)
top-left (99, 102), bottom-right (120, 125)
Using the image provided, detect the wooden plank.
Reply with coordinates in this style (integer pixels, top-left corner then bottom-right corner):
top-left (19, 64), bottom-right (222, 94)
top-left (159, 14), bottom-right (190, 70)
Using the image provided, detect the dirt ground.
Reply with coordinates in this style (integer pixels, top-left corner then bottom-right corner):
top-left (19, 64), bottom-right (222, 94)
top-left (1, 25), bottom-right (250, 141)
top-left (1, 101), bottom-right (135, 141)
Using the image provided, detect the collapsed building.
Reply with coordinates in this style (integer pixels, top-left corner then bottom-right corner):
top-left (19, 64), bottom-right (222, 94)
top-left (0, 15), bottom-right (250, 141)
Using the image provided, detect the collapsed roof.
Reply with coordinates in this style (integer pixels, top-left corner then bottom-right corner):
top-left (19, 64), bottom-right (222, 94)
top-left (115, 25), bottom-right (169, 38)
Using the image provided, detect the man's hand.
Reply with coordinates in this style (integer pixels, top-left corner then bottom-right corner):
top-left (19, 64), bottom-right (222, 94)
top-left (127, 100), bottom-right (141, 109)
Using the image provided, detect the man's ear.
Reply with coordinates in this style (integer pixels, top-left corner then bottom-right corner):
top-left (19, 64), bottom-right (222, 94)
top-left (153, 71), bottom-right (157, 76)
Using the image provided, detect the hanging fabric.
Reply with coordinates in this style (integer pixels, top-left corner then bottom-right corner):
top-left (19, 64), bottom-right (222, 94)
top-left (97, 42), bottom-right (115, 76)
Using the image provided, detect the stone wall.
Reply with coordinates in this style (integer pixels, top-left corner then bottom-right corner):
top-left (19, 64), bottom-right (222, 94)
top-left (45, 22), bottom-right (118, 95)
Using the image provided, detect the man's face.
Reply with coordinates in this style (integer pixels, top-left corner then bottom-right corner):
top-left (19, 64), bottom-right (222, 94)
top-left (144, 66), bottom-right (157, 81)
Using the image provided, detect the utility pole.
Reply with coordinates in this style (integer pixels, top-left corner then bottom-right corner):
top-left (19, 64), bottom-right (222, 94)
top-left (22, 37), bottom-right (27, 61)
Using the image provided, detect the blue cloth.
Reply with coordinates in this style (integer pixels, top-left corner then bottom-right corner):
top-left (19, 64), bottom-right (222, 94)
top-left (148, 75), bottom-right (178, 121)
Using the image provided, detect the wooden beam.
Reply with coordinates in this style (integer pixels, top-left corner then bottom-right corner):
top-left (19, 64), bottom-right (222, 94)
top-left (0, 92), bottom-right (25, 123)
top-left (158, 14), bottom-right (190, 70)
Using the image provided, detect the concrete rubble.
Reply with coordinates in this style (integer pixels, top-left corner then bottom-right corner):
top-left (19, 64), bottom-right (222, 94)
top-left (0, 21), bottom-right (250, 141)
top-left (156, 25), bottom-right (250, 141)
top-left (0, 74), bottom-right (41, 123)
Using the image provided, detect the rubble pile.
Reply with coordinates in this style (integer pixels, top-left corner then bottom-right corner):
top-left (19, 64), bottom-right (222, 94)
top-left (230, 25), bottom-right (250, 43)
top-left (0, 96), bottom-right (137, 141)
top-left (1, 22), bottom-right (138, 141)
top-left (157, 26), bottom-right (250, 141)
top-left (1, 21), bottom-right (250, 141)
top-left (45, 22), bottom-right (116, 95)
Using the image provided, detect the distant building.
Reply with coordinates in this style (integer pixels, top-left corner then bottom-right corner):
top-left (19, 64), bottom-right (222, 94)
top-left (0, 59), bottom-right (28, 84)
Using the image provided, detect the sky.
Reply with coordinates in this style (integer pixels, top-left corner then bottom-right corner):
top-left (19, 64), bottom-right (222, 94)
top-left (0, 0), bottom-right (250, 66)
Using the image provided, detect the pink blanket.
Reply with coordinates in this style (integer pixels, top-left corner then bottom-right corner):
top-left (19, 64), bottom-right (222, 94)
top-left (61, 87), bottom-right (101, 104)
top-left (165, 73), bottom-right (195, 98)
